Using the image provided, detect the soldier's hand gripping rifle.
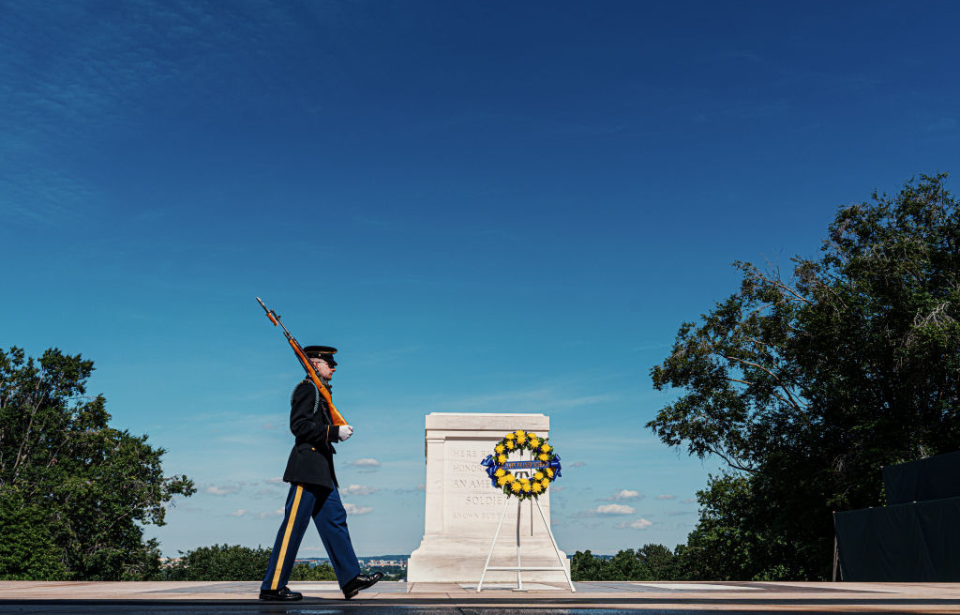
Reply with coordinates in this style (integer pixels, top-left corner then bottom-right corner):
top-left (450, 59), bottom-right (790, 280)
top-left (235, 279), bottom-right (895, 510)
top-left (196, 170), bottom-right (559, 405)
top-left (256, 297), bottom-right (347, 426)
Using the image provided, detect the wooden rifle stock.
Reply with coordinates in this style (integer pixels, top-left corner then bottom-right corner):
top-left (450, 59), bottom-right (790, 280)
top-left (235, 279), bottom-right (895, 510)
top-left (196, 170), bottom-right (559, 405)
top-left (257, 297), bottom-right (347, 426)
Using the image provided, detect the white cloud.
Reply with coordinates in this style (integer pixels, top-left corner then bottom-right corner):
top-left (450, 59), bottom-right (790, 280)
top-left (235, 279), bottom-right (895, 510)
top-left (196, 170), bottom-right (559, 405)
top-left (340, 484), bottom-right (379, 496)
top-left (349, 458), bottom-right (381, 469)
top-left (616, 518), bottom-right (653, 530)
top-left (393, 484), bottom-right (426, 494)
top-left (266, 477), bottom-right (284, 484)
top-left (681, 497), bottom-right (697, 504)
top-left (344, 503), bottom-right (373, 515)
top-left (206, 484), bottom-right (240, 496)
top-left (594, 504), bottom-right (635, 515)
top-left (229, 508), bottom-right (284, 519)
top-left (571, 461), bottom-right (587, 468)
top-left (606, 489), bottom-right (643, 501)
top-left (656, 494), bottom-right (676, 500)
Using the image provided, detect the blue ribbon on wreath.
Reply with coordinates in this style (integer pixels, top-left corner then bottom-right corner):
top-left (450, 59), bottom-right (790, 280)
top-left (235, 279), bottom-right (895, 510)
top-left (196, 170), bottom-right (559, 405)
top-left (549, 454), bottom-right (562, 479)
top-left (480, 455), bottom-right (499, 487)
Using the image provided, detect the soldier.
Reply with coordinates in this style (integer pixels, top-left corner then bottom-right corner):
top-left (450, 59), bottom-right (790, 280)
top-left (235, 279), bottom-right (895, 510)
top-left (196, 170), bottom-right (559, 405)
top-left (259, 345), bottom-right (382, 601)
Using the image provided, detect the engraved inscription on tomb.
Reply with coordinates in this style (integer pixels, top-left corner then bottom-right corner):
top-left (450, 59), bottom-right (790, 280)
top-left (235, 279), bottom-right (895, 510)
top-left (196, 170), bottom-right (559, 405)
top-left (444, 441), bottom-right (511, 529)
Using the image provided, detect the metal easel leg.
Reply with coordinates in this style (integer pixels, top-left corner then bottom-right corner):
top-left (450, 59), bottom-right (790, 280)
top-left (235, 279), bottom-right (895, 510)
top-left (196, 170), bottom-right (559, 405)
top-left (514, 497), bottom-right (526, 592)
top-left (477, 496), bottom-right (511, 593)
top-left (534, 497), bottom-right (576, 592)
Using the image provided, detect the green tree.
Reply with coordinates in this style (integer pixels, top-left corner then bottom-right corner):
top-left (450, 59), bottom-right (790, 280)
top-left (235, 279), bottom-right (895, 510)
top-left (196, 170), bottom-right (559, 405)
top-left (291, 561), bottom-right (337, 581)
top-left (637, 543), bottom-right (677, 580)
top-left (571, 550), bottom-right (604, 581)
top-left (650, 174), bottom-right (960, 580)
top-left (671, 475), bottom-right (773, 580)
top-left (571, 545), bottom-right (679, 580)
top-left (606, 548), bottom-right (642, 580)
top-left (163, 544), bottom-right (336, 581)
top-left (0, 347), bottom-right (195, 580)
top-left (0, 489), bottom-right (66, 580)
top-left (164, 545), bottom-right (271, 581)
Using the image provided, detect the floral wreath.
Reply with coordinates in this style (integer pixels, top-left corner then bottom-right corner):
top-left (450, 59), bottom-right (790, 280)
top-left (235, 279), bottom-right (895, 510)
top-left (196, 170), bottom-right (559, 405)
top-left (481, 430), bottom-right (562, 500)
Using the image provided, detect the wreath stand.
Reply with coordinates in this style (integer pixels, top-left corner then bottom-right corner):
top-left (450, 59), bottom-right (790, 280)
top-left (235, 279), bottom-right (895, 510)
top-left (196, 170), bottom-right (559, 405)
top-left (476, 489), bottom-right (576, 592)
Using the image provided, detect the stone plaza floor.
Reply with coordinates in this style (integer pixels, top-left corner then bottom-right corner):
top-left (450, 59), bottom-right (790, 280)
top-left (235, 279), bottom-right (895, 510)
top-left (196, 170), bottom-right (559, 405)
top-left (1, 580), bottom-right (960, 613)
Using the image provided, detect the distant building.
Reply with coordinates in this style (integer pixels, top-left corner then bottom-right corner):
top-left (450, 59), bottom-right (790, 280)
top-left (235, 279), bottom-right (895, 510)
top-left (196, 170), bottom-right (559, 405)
top-left (159, 557), bottom-right (182, 568)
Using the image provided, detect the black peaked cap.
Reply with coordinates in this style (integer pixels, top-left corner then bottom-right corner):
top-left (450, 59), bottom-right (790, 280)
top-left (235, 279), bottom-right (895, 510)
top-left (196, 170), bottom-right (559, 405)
top-left (303, 345), bottom-right (337, 366)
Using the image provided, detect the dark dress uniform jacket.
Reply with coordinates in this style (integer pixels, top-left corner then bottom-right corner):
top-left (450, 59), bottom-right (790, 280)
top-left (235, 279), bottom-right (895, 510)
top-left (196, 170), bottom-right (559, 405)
top-left (282, 379), bottom-right (341, 489)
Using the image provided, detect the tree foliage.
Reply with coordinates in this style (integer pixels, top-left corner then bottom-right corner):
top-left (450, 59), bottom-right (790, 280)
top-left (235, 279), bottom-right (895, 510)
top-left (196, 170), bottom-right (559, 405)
top-left (0, 489), bottom-right (66, 580)
top-left (571, 544), bottom-right (679, 581)
top-left (650, 174), bottom-right (960, 580)
top-left (0, 347), bottom-right (195, 580)
top-left (162, 544), bottom-right (336, 581)
top-left (164, 544), bottom-right (267, 581)
top-left (291, 561), bottom-right (337, 581)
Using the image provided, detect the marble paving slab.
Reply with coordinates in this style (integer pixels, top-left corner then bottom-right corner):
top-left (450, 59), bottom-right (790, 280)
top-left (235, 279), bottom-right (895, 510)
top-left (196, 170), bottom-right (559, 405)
top-left (633, 582), bottom-right (762, 591)
top-left (460, 582), bottom-right (564, 591)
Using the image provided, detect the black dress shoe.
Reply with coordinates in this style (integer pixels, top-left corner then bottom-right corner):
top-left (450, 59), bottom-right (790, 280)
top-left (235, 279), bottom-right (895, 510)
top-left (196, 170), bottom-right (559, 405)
top-left (342, 572), bottom-right (383, 599)
top-left (259, 586), bottom-right (303, 601)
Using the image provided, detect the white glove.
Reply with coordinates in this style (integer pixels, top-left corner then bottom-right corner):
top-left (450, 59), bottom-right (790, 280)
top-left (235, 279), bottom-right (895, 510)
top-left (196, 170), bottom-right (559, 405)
top-left (339, 425), bottom-right (354, 441)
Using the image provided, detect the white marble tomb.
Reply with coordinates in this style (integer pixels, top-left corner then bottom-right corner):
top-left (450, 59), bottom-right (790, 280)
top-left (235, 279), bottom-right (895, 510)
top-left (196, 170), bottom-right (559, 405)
top-left (406, 412), bottom-right (571, 583)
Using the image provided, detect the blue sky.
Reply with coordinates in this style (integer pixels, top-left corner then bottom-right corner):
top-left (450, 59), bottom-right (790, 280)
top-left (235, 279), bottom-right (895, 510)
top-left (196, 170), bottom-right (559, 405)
top-left (2, 0), bottom-right (958, 557)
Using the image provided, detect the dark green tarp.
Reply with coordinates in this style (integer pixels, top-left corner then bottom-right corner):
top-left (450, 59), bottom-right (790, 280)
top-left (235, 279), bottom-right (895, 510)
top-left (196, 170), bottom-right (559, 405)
top-left (882, 451), bottom-right (960, 505)
top-left (834, 496), bottom-right (960, 581)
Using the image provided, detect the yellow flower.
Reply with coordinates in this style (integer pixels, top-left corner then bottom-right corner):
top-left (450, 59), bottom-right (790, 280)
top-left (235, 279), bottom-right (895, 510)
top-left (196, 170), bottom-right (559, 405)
top-left (497, 454), bottom-right (507, 464)
top-left (534, 471), bottom-right (544, 481)
top-left (517, 436), bottom-right (527, 445)
top-left (495, 444), bottom-right (505, 454)
top-left (506, 474), bottom-right (516, 482)
top-left (532, 482), bottom-right (543, 493)
top-left (541, 444), bottom-right (551, 453)
top-left (497, 475), bottom-right (509, 486)
top-left (519, 477), bottom-right (530, 484)
top-left (541, 478), bottom-right (550, 487)
top-left (510, 481), bottom-right (521, 492)
top-left (522, 483), bottom-right (531, 492)
top-left (545, 468), bottom-right (554, 477)
top-left (505, 433), bottom-right (515, 440)
top-left (506, 441), bottom-right (515, 450)
top-left (515, 430), bottom-right (525, 439)
top-left (529, 438), bottom-right (540, 448)
top-left (538, 453), bottom-right (549, 462)
top-left (528, 432), bottom-right (537, 440)
top-left (495, 468), bottom-right (505, 477)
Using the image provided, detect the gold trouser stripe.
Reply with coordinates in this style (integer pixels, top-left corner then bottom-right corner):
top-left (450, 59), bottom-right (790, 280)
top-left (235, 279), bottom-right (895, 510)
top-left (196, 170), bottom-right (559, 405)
top-left (271, 485), bottom-right (303, 590)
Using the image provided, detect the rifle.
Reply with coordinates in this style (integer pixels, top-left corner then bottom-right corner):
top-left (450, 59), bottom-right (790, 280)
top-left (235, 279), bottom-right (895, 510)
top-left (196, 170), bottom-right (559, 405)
top-left (256, 297), bottom-right (347, 426)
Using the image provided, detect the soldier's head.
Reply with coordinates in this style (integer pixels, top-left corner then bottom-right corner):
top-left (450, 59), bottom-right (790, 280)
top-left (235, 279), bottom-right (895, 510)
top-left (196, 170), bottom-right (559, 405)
top-left (304, 346), bottom-right (337, 380)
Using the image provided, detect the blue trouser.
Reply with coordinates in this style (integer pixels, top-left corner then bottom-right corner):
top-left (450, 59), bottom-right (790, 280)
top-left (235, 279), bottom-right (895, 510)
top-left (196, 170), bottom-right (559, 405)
top-left (261, 483), bottom-right (361, 591)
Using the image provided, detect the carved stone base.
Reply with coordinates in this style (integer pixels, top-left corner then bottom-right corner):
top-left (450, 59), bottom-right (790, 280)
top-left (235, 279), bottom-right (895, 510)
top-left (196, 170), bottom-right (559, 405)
top-left (408, 536), bottom-right (570, 583)
top-left (406, 413), bottom-right (570, 583)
